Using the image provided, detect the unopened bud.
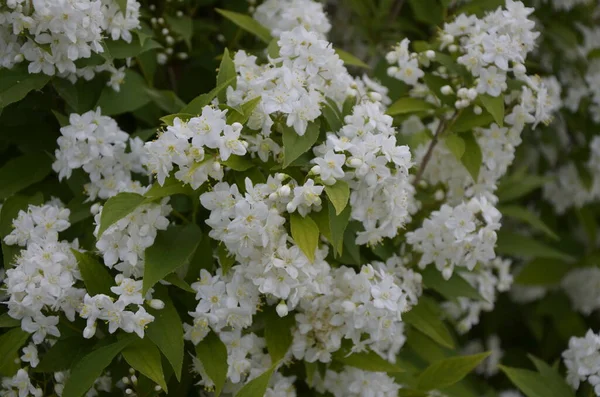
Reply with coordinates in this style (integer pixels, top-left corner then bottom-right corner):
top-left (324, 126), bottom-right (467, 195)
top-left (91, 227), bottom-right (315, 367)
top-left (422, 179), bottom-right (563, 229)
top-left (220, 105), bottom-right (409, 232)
top-left (425, 50), bottom-right (436, 59)
top-left (149, 299), bottom-right (164, 310)
top-left (279, 185), bottom-right (291, 197)
top-left (212, 162), bottom-right (221, 172)
top-left (276, 301), bottom-right (288, 317)
top-left (441, 85), bottom-right (453, 95)
top-left (473, 105), bottom-right (483, 115)
top-left (369, 92), bottom-right (382, 101)
top-left (310, 165), bottom-right (321, 175)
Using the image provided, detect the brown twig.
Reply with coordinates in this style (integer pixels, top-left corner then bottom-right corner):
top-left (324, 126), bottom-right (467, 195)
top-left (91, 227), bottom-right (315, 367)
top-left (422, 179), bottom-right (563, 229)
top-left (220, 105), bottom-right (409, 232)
top-left (413, 111), bottom-right (460, 185)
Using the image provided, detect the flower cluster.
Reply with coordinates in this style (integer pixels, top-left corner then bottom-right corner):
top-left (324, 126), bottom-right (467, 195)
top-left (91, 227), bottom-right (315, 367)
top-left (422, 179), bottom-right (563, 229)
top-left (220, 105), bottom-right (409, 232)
top-left (0, 0), bottom-right (140, 85)
top-left (144, 107), bottom-right (243, 188)
top-left (253, 0), bottom-right (331, 39)
top-left (312, 101), bottom-right (416, 245)
top-left (53, 108), bottom-right (147, 200)
top-left (407, 196), bottom-right (502, 280)
top-left (292, 258), bottom-right (422, 364)
top-left (563, 330), bottom-right (600, 394)
top-left (562, 267), bottom-right (600, 315)
top-left (3, 203), bottom-right (83, 344)
top-left (318, 367), bottom-right (401, 397)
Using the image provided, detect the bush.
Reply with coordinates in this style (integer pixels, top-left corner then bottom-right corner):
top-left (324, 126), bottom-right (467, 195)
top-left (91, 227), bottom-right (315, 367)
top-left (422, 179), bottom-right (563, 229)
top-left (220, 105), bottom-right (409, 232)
top-left (0, 0), bottom-right (599, 396)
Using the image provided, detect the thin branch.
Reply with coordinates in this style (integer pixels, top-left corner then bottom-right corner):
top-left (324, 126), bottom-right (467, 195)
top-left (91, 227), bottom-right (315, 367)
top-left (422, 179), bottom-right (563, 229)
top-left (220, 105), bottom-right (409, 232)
top-left (413, 111), bottom-right (460, 185)
top-left (389, 0), bottom-right (406, 23)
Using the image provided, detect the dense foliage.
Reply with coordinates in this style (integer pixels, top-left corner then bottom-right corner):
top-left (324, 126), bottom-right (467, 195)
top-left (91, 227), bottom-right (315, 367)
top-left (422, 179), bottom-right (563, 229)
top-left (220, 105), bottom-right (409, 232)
top-left (0, 0), bottom-right (599, 396)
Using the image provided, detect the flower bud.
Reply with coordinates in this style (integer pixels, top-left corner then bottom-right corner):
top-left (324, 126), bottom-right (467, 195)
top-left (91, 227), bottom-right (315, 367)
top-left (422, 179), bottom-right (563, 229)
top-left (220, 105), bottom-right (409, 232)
top-left (149, 299), bottom-right (165, 310)
top-left (268, 192), bottom-right (278, 201)
top-left (276, 301), bottom-right (289, 317)
top-left (157, 17), bottom-right (165, 24)
top-left (83, 323), bottom-right (96, 339)
top-left (176, 10), bottom-right (183, 17)
top-left (279, 185), bottom-right (291, 197)
top-left (349, 158), bottom-right (362, 167)
top-left (286, 202), bottom-right (295, 213)
top-left (14, 54), bottom-right (24, 63)
top-left (513, 63), bottom-right (526, 75)
top-left (369, 92), bottom-right (382, 101)
top-left (441, 85), bottom-right (453, 95)
top-left (91, 203), bottom-right (101, 215)
top-left (212, 161), bottom-right (221, 172)
top-left (310, 165), bottom-right (321, 175)
top-left (155, 385), bottom-right (162, 391)
top-left (115, 274), bottom-right (124, 284)
top-left (442, 34), bottom-right (454, 44)
top-left (161, 28), bottom-right (169, 36)
top-left (122, 377), bottom-right (130, 385)
top-left (473, 105), bottom-right (483, 115)
top-left (125, 389), bottom-right (133, 395)
top-left (467, 88), bottom-right (478, 100)
top-left (425, 50), bottom-right (436, 59)
top-left (341, 300), bottom-right (356, 312)
top-left (448, 44), bottom-right (458, 53)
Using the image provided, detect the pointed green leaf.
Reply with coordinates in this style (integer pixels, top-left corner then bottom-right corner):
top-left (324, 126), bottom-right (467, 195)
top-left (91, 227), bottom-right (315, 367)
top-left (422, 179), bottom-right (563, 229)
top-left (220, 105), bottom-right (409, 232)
top-left (444, 134), bottom-right (466, 160)
top-left (403, 297), bottom-right (455, 349)
top-left (264, 307), bottom-right (294, 363)
top-left (146, 287), bottom-right (184, 381)
top-left (227, 96), bottom-right (262, 125)
top-left (181, 77), bottom-right (236, 114)
top-left (63, 336), bottom-right (135, 397)
top-left (290, 213), bottom-right (319, 263)
top-left (335, 48), bottom-right (370, 69)
top-left (123, 338), bottom-right (168, 392)
top-left (196, 332), bottom-right (228, 396)
top-left (143, 223), bottom-right (202, 294)
top-left (72, 250), bottom-right (114, 296)
top-left (115, 0), bottom-right (127, 14)
top-left (144, 175), bottom-right (194, 199)
top-left (387, 97), bottom-right (435, 116)
top-left (216, 9), bottom-right (273, 43)
top-left (417, 352), bottom-right (491, 391)
top-left (0, 152), bottom-right (52, 200)
top-left (514, 258), bottom-right (571, 286)
top-left (499, 205), bottom-right (559, 241)
top-left (34, 337), bottom-right (93, 373)
top-left (528, 355), bottom-right (575, 397)
top-left (282, 120), bottom-right (321, 168)
top-left (97, 192), bottom-right (148, 238)
top-left (216, 48), bottom-right (236, 103)
top-left (496, 231), bottom-right (574, 262)
top-left (0, 64), bottom-right (51, 108)
top-left (325, 180), bottom-right (349, 215)
top-left (333, 349), bottom-right (404, 373)
top-left (328, 201), bottom-right (350, 256)
top-left (479, 94), bottom-right (505, 127)
top-left (0, 328), bottom-right (30, 376)
top-left (499, 365), bottom-right (559, 397)
top-left (235, 365), bottom-right (277, 397)
top-left (217, 243), bottom-right (236, 274)
top-left (460, 131), bottom-right (482, 182)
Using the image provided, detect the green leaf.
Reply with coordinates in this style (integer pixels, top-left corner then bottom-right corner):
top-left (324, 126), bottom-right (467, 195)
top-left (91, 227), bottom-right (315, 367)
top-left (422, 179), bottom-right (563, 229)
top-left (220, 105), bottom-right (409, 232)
top-left (226, 96), bottom-right (262, 125)
top-left (143, 223), bottom-right (202, 294)
top-left (325, 180), bottom-right (350, 215)
top-left (97, 192), bottom-right (148, 238)
top-left (181, 76), bottom-right (236, 114)
top-left (417, 352), bottom-right (490, 391)
top-left (403, 297), bottom-right (455, 349)
top-left (72, 250), bottom-right (114, 296)
top-left (499, 205), bottom-right (559, 241)
top-left (216, 48), bottom-right (237, 103)
top-left (290, 213), bottom-right (320, 263)
top-left (144, 175), bottom-right (194, 199)
top-left (123, 338), bottom-right (168, 392)
top-left (328, 201), bottom-right (350, 257)
top-left (216, 9), bottom-right (273, 44)
top-left (514, 258), bottom-right (571, 286)
top-left (163, 273), bottom-right (195, 293)
top-left (421, 267), bottom-right (485, 301)
top-left (451, 111), bottom-right (494, 133)
top-left (196, 332), bottom-right (228, 396)
top-left (146, 287), bottom-right (184, 381)
top-left (222, 155), bottom-right (254, 171)
top-left (335, 48), bottom-right (370, 69)
top-left (322, 100), bottom-right (343, 132)
top-left (264, 307), bottom-right (294, 363)
top-left (334, 349), bottom-right (404, 373)
top-left (528, 355), bottom-right (575, 397)
top-left (217, 243), bottom-right (235, 274)
top-left (115, 0), bottom-right (127, 14)
top-left (146, 88), bottom-right (187, 114)
top-left (497, 175), bottom-right (551, 202)
top-left (104, 37), bottom-right (162, 59)
top-left (0, 193), bottom-right (43, 267)
top-left (496, 231), bottom-right (574, 262)
top-left (444, 134), bottom-right (465, 160)
top-left (460, 132), bottom-right (482, 182)
top-left (34, 337), bottom-right (92, 373)
top-left (575, 206), bottom-right (596, 245)
top-left (96, 70), bottom-right (151, 115)
top-left (282, 120), bottom-right (321, 168)
top-left (0, 328), bottom-right (30, 376)
top-left (499, 365), bottom-right (559, 397)
top-left (387, 97), bottom-right (435, 116)
top-left (0, 153), bottom-right (52, 200)
top-left (0, 313), bottom-right (19, 328)
top-left (408, 0), bottom-right (444, 25)
top-left (479, 94), bottom-right (505, 127)
top-left (235, 365), bottom-right (277, 397)
top-left (159, 112), bottom-right (194, 126)
top-left (165, 15), bottom-right (193, 48)
top-left (0, 64), bottom-right (51, 108)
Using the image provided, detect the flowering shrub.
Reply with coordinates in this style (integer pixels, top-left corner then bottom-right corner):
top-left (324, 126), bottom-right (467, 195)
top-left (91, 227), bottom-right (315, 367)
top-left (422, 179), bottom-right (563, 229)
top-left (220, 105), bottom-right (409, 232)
top-left (0, 0), bottom-right (600, 396)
